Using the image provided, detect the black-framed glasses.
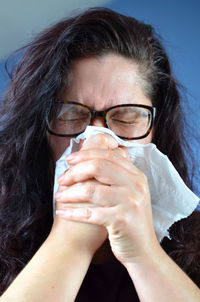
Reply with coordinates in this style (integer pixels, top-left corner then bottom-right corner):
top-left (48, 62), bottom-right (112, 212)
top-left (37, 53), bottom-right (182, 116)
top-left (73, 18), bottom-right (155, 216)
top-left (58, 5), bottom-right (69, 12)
top-left (46, 100), bottom-right (156, 140)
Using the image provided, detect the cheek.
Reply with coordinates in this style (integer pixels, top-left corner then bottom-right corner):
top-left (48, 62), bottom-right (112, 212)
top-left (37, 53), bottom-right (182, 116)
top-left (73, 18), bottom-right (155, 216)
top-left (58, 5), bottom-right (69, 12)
top-left (47, 133), bottom-right (71, 163)
top-left (135, 131), bottom-right (153, 145)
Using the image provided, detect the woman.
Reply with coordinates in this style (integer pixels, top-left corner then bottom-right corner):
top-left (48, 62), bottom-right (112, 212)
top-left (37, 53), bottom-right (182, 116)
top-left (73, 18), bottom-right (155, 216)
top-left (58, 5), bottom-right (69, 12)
top-left (0, 7), bottom-right (200, 301)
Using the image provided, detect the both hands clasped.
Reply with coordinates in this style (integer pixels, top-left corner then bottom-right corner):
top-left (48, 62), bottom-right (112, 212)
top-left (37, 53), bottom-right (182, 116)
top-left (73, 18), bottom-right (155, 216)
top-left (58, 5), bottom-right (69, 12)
top-left (54, 133), bottom-right (160, 265)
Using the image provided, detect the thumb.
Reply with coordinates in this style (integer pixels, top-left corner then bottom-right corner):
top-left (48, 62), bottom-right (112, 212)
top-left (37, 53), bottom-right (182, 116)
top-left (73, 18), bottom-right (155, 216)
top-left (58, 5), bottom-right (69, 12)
top-left (80, 133), bottom-right (118, 150)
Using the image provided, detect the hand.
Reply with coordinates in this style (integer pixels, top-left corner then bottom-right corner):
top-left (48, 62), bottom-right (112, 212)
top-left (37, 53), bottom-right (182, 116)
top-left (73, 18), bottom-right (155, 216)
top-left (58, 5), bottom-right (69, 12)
top-left (55, 133), bottom-right (160, 265)
top-left (52, 134), bottom-right (119, 256)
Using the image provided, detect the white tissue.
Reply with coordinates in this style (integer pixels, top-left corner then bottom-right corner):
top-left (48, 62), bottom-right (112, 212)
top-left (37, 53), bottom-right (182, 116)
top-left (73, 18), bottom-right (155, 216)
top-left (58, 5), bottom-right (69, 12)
top-left (53, 126), bottom-right (199, 242)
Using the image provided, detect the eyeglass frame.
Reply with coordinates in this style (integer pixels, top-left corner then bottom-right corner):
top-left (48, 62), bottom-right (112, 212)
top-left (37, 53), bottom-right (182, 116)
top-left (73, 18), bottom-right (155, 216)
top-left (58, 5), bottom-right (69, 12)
top-left (46, 100), bottom-right (156, 140)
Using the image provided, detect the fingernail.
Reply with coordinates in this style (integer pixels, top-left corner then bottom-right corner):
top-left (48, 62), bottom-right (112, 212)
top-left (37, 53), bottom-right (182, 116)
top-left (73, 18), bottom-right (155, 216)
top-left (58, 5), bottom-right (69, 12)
top-left (56, 210), bottom-right (66, 217)
top-left (66, 153), bottom-right (74, 159)
top-left (54, 191), bottom-right (62, 200)
top-left (57, 175), bottom-right (64, 184)
top-left (66, 154), bottom-right (76, 162)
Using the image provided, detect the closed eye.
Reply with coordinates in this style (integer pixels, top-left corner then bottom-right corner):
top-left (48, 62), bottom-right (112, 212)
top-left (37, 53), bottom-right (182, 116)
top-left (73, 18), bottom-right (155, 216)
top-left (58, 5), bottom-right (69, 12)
top-left (111, 118), bottom-right (139, 124)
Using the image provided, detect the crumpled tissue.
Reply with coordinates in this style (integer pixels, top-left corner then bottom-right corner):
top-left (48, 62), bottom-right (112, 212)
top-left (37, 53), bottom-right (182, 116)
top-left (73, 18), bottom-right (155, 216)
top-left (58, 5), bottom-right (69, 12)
top-left (53, 126), bottom-right (199, 242)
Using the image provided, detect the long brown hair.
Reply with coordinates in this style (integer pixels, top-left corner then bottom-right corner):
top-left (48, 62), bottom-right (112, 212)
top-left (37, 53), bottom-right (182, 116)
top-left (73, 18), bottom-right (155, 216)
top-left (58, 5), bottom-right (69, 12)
top-left (0, 7), bottom-right (199, 293)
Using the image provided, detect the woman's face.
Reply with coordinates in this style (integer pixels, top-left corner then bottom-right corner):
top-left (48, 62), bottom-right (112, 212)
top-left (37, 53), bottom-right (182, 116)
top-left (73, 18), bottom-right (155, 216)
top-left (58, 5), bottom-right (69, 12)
top-left (48, 53), bottom-right (153, 162)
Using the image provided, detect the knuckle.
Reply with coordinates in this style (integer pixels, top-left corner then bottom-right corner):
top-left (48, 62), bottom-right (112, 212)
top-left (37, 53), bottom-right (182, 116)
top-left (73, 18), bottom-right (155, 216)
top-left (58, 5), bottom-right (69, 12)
top-left (114, 212), bottom-right (128, 229)
top-left (105, 148), bottom-right (114, 160)
top-left (104, 135), bottom-right (118, 149)
top-left (127, 195), bottom-right (141, 210)
top-left (136, 181), bottom-right (147, 195)
top-left (117, 147), bottom-right (127, 158)
top-left (91, 158), bottom-right (104, 173)
top-left (91, 133), bottom-right (108, 146)
top-left (92, 133), bottom-right (118, 149)
top-left (135, 173), bottom-right (148, 195)
top-left (95, 133), bottom-right (107, 143)
top-left (83, 182), bottom-right (96, 200)
top-left (84, 207), bottom-right (92, 219)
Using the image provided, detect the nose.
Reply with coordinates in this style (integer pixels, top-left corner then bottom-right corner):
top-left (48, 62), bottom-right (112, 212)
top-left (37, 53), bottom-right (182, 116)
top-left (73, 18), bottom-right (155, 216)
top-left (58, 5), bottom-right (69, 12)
top-left (90, 116), bottom-right (106, 127)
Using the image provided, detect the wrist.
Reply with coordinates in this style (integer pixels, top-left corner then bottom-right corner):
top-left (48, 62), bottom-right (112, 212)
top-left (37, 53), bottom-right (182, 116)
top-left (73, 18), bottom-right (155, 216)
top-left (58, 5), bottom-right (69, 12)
top-left (48, 216), bottom-right (100, 259)
top-left (124, 242), bottom-right (165, 272)
top-left (124, 246), bottom-right (168, 284)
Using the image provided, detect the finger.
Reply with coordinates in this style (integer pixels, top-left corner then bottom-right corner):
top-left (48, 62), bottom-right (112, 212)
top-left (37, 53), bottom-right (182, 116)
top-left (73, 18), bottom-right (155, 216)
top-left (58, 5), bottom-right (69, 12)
top-left (57, 185), bottom-right (67, 192)
top-left (66, 147), bottom-right (133, 173)
top-left (54, 180), bottom-right (118, 206)
top-left (57, 158), bottom-right (138, 186)
top-left (55, 206), bottom-right (115, 228)
top-left (81, 133), bottom-right (118, 150)
top-left (120, 146), bottom-right (130, 160)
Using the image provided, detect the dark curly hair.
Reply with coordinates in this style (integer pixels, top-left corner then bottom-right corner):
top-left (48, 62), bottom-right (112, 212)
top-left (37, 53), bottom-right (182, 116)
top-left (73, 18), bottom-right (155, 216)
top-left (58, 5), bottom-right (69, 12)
top-left (0, 7), bottom-right (199, 294)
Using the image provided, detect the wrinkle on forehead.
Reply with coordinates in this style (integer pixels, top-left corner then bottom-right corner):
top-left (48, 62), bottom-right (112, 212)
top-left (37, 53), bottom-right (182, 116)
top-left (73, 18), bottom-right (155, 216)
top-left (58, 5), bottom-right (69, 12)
top-left (59, 54), bottom-right (152, 109)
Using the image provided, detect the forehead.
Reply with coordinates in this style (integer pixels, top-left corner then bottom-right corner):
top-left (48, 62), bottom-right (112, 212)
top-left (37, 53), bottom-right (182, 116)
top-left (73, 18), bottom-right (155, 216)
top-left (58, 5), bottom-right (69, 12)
top-left (60, 53), bottom-right (152, 109)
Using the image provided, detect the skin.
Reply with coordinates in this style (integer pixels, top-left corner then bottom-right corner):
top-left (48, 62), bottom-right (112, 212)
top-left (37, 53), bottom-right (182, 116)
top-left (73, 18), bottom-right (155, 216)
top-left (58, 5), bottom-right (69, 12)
top-left (48, 54), bottom-right (152, 163)
top-left (2, 53), bottom-right (200, 302)
top-left (49, 53), bottom-right (156, 264)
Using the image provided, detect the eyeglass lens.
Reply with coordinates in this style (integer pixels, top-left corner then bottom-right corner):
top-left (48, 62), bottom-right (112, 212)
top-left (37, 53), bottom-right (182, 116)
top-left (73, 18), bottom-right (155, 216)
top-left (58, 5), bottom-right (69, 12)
top-left (48, 103), bottom-right (152, 138)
